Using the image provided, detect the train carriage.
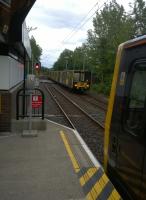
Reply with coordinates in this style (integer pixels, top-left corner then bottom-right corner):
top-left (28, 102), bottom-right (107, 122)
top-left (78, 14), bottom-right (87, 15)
top-left (104, 35), bottom-right (146, 200)
top-left (48, 70), bottom-right (91, 91)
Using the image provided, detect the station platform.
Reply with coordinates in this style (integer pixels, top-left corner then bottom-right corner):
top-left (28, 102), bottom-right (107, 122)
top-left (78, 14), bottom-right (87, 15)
top-left (0, 120), bottom-right (121, 200)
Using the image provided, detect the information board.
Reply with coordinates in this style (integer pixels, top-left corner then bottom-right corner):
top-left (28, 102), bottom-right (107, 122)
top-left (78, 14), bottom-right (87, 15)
top-left (32, 95), bottom-right (42, 108)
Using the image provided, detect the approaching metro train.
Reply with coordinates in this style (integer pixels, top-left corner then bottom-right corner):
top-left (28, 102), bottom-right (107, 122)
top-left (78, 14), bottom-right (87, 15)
top-left (104, 35), bottom-right (146, 200)
top-left (48, 70), bottom-right (91, 91)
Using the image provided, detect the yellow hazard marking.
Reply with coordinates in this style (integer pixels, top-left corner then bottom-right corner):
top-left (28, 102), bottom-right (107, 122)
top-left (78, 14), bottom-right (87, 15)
top-left (108, 188), bottom-right (121, 200)
top-left (60, 131), bottom-right (121, 200)
top-left (87, 173), bottom-right (109, 199)
top-left (86, 193), bottom-right (95, 200)
top-left (60, 131), bottom-right (80, 173)
top-left (80, 167), bottom-right (98, 186)
top-left (60, 131), bottom-right (94, 200)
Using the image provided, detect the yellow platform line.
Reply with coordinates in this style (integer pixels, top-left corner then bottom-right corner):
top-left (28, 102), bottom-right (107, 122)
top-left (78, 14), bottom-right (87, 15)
top-left (60, 131), bottom-right (121, 200)
top-left (60, 131), bottom-right (94, 199)
top-left (60, 131), bottom-right (80, 173)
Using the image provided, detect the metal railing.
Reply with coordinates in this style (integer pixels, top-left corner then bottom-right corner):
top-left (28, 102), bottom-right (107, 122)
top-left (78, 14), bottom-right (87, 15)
top-left (16, 88), bottom-right (44, 120)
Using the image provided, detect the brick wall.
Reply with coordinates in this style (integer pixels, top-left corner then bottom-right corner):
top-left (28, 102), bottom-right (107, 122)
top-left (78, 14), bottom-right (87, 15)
top-left (0, 83), bottom-right (23, 133)
top-left (0, 92), bottom-right (11, 132)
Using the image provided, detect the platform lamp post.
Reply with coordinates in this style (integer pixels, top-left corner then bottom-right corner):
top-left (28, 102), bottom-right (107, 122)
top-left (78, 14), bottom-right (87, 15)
top-left (83, 55), bottom-right (86, 71)
top-left (82, 50), bottom-right (87, 71)
top-left (64, 56), bottom-right (69, 70)
top-left (27, 26), bottom-right (37, 75)
top-left (31, 53), bottom-right (34, 74)
top-left (73, 53), bottom-right (76, 70)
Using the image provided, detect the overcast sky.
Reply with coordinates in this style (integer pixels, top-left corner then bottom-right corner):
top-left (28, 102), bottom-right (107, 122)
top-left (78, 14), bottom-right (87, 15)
top-left (26, 0), bottom-right (134, 68)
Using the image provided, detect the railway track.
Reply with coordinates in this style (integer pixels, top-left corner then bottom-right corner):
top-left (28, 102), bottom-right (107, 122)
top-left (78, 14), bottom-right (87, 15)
top-left (53, 84), bottom-right (107, 126)
top-left (40, 83), bottom-right (73, 128)
top-left (80, 94), bottom-right (107, 111)
top-left (44, 83), bottom-right (104, 164)
top-left (45, 85), bottom-right (75, 129)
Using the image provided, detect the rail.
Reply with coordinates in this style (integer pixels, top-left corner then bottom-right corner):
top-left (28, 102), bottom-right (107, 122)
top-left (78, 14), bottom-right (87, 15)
top-left (45, 83), bottom-right (104, 164)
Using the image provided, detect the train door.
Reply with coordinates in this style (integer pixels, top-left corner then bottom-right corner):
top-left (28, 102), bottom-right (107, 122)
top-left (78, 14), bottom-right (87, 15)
top-left (141, 145), bottom-right (146, 199)
top-left (117, 60), bottom-right (146, 199)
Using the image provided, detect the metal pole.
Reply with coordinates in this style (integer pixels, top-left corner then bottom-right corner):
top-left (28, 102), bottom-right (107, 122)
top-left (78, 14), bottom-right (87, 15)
top-left (65, 59), bottom-right (68, 70)
top-left (32, 53), bottom-right (33, 74)
top-left (22, 51), bottom-right (26, 118)
top-left (73, 59), bottom-right (76, 70)
top-left (29, 92), bottom-right (32, 133)
top-left (83, 55), bottom-right (85, 71)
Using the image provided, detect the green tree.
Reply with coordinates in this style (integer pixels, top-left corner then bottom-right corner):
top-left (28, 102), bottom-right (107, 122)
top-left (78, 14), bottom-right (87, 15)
top-left (53, 49), bottom-right (73, 70)
top-left (30, 36), bottom-right (42, 63)
top-left (132, 0), bottom-right (146, 35)
top-left (52, 0), bottom-right (146, 95)
top-left (72, 45), bottom-right (89, 70)
top-left (53, 44), bottom-right (92, 71)
top-left (40, 66), bottom-right (50, 75)
top-left (86, 0), bottom-right (134, 94)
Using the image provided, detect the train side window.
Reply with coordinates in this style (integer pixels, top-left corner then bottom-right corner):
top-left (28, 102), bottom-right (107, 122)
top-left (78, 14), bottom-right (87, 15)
top-left (124, 62), bottom-right (146, 136)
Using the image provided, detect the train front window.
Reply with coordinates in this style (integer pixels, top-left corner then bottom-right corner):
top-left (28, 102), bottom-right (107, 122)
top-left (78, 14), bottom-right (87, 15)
top-left (80, 72), bottom-right (84, 81)
top-left (74, 73), bottom-right (80, 82)
top-left (124, 62), bottom-right (146, 136)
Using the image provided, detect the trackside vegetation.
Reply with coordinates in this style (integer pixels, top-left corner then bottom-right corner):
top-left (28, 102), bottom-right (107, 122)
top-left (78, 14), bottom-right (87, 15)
top-left (52, 0), bottom-right (146, 95)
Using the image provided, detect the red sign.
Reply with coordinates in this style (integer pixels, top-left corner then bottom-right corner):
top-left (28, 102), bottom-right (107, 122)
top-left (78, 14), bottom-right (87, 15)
top-left (32, 95), bottom-right (42, 108)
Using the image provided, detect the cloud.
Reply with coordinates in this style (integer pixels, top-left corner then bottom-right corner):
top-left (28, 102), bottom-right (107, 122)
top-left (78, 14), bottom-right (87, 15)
top-left (26, 0), bottom-right (133, 68)
top-left (26, 0), bottom-right (99, 67)
top-left (31, 8), bottom-right (85, 29)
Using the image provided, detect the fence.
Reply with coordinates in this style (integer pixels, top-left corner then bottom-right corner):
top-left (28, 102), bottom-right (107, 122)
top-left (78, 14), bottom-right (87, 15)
top-left (16, 88), bottom-right (44, 120)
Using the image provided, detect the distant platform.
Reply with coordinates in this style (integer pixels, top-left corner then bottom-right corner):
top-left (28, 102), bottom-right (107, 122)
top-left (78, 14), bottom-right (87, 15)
top-left (39, 79), bottom-right (53, 84)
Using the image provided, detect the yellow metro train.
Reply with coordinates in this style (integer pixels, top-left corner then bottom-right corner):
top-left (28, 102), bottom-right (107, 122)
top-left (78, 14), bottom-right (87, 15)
top-left (48, 70), bottom-right (91, 91)
top-left (104, 35), bottom-right (146, 200)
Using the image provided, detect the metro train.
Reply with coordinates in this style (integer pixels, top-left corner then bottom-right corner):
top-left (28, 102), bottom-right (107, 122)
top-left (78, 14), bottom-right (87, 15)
top-left (104, 35), bottom-right (146, 200)
top-left (48, 70), bottom-right (91, 91)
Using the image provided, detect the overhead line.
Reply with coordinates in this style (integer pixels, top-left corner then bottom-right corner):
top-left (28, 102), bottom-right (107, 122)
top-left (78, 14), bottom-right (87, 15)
top-left (62, 0), bottom-right (100, 43)
top-left (62, 0), bottom-right (110, 44)
top-left (43, 0), bottom-right (110, 65)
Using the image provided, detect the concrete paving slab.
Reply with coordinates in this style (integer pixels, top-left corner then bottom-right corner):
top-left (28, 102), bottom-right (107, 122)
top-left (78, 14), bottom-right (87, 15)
top-left (0, 121), bottom-right (85, 200)
top-left (0, 120), bottom-right (121, 200)
top-left (22, 130), bottom-right (38, 137)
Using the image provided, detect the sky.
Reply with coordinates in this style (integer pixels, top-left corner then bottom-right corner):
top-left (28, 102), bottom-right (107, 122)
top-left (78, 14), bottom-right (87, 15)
top-left (26, 0), bottom-right (134, 68)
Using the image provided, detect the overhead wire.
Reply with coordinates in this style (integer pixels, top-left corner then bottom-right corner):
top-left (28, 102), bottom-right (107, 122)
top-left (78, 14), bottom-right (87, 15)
top-left (43, 0), bottom-right (110, 66)
top-left (62, 0), bottom-right (99, 43)
top-left (62, 0), bottom-right (110, 45)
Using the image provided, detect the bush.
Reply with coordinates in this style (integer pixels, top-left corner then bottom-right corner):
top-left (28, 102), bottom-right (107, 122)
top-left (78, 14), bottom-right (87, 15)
top-left (91, 74), bottom-right (113, 96)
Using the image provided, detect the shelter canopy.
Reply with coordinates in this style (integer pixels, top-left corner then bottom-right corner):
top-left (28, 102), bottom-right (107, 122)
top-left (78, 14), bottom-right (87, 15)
top-left (0, 0), bottom-right (36, 43)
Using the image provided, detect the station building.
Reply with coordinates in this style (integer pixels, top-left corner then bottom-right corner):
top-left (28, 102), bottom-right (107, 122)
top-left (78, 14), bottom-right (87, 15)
top-left (0, 0), bottom-right (35, 133)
